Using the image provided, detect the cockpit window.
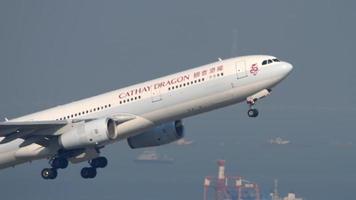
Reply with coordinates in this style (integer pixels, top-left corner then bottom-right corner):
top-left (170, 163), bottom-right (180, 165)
top-left (262, 58), bottom-right (280, 65)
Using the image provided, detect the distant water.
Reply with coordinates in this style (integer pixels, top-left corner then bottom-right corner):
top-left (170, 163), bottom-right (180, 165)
top-left (0, 108), bottom-right (355, 200)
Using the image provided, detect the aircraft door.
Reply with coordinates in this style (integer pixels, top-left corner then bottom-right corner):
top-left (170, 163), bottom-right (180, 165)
top-left (151, 88), bottom-right (162, 103)
top-left (235, 61), bottom-right (248, 79)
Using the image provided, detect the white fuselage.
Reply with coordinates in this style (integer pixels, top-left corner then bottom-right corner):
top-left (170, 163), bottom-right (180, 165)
top-left (0, 55), bottom-right (293, 169)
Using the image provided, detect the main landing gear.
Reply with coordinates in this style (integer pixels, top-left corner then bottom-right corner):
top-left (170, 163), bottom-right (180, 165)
top-left (81, 157), bottom-right (108, 179)
top-left (41, 168), bottom-right (57, 180)
top-left (41, 157), bottom-right (68, 180)
top-left (41, 156), bottom-right (108, 180)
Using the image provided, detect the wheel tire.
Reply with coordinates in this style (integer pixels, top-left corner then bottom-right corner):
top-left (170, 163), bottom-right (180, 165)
top-left (90, 157), bottom-right (108, 168)
top-left (81, 167), bottom-right (90, 179)
top-left (41, 168), bottom-right (57, 180)
top-left (88, 167), bottom-right (97, 178)
top-left (50, 169), bottom-right (58, 179)
top-left (51, 158), bottom-right (69, 169)
top-left (247, 108), bottom-right (259, 118)
top-left (98, 157), bottom-right (108, 168)
top-left (81, 167), bottom-right (97, 179)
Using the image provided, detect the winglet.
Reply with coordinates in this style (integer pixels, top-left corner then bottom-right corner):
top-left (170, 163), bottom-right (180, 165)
top-left (4, 118), bottom-right (8, 122)
top-left (218, 58), bottom-right (223, 61)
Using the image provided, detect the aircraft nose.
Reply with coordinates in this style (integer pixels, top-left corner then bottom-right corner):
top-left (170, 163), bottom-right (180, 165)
top-left (281, 62), bottom-right (293, 76)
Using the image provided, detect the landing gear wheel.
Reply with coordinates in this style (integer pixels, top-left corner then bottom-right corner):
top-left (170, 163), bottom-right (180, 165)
top-left (247, 108), bottom-right (259, 118)
top-left (89, 157), bottom-right (108, 168)
top-left (81, 167), bottom-right (97, 179)
top-left (51, 158), bottom-right (68, 169)
top-left (41, 168), bottom-right (58, 180)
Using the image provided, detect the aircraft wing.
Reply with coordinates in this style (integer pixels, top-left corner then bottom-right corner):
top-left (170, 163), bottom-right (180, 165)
top-left (0, 121), bottom-right (68, 137)
top-left (0, 114), bottom-right (137, 144)
top-left (0, 120), bottom-right (68, 144)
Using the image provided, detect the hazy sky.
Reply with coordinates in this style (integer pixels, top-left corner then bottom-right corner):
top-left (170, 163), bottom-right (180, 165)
top-left (0, 1), bottom-right (355, 200)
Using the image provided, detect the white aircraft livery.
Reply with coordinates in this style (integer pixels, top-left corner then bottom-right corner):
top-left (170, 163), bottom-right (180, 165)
top-left (0, 55), bottom-right (292, 179)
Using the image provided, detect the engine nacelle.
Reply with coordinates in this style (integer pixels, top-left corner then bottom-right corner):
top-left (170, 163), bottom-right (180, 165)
top-left (127, 120), bottom-right (184, 149)
top-left (59, 118), bottom-right (116, 150)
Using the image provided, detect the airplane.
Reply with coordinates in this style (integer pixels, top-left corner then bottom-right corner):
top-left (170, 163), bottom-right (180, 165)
top-left (0, 55), bottom-right (293, 179)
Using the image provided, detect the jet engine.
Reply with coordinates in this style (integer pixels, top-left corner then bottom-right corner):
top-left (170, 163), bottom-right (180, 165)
top-left (59, 118), bottom-right (117, 150)
top-left (127, 120), bottom-right (184, 149)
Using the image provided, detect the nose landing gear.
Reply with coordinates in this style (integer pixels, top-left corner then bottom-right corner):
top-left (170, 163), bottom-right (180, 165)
top-left (246, 89), bottom-right (271, 118)
top-left (247, 108), bottom-right (259, 118)
top-left (247, 99), bottom-right (259, 118)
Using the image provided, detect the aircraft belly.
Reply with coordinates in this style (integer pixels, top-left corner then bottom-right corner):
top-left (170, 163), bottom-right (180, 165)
top-left (0, 138), bottom-right (23, 153)
top-left (0, 139), bottom-right (54, 169)
top-left (0, 151), bottom-right (27, 170)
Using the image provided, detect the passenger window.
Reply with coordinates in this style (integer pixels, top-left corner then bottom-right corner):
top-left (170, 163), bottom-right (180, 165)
top-left (262, 60), bottom-right (267, 65)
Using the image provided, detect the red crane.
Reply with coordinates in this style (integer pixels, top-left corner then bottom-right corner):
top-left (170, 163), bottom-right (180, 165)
top-left (203, 160), bottom-right (260, 200)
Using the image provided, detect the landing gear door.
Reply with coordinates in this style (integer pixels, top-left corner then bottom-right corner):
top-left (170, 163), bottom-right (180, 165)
top-left (235, 61), bottom-right (248, 79)
top-left (151, 88), bottom-right (162, 103)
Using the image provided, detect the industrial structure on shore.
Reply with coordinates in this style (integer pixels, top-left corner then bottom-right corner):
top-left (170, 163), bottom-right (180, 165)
top-left (203, 160), bottom-right (303, 200)
top-left (203, 160), bottom-right (260, 200)
top-left (271, 179), bottom-right (303, 200)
